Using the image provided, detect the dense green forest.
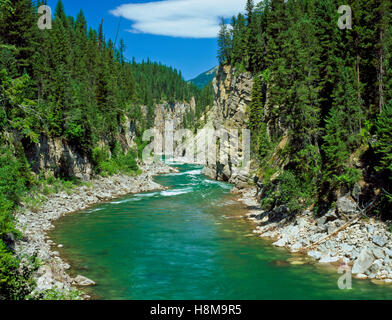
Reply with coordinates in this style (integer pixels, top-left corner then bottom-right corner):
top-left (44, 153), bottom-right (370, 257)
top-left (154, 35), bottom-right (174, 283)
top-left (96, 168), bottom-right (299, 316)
top-left (1, 0), bottom-right (392, 300)
top-left (0, 0), bottom-right (213, 299)
top-left (218, 0), bottom-right (392, 216)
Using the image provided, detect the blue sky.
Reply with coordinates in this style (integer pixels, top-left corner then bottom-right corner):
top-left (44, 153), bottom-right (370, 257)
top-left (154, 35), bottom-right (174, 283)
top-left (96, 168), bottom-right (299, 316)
top-left (45, 0), bottom-right (247, 80)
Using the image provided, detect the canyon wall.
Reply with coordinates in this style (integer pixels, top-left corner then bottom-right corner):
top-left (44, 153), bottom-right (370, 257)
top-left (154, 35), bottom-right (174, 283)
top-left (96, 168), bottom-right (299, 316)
top-left (198, 65), bottom-right (254, 188)
top-left (20, 101), bottom-right (194, 181)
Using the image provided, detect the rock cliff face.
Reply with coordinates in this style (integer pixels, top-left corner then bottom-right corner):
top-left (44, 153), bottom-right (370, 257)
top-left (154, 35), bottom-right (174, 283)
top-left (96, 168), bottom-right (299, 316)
top-left (199, 65), bottom-right (254, 187)
top-left (21, 100), bottom-right (195, 181)
top-left (21, 115), bottom-right (138, 181)
top-left (24, 136), bottom-right (94, 181)
top-left (154, 100), bottom-right (195, 134)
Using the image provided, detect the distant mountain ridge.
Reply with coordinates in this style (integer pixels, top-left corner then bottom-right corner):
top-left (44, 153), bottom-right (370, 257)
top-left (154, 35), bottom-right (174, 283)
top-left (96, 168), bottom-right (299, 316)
top-left (189, 66), bottom-right (218, 88)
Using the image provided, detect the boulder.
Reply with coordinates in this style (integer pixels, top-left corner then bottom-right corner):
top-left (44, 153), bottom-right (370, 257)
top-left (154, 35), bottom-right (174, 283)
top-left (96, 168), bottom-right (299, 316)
top-left (319, 255), bottom-right (339, 264)
top-left (352, 247), bottom-right (375, 274)
top-left (367, 225), bottom-right (377, 234)
top-left (327, 224), bottom-right (337, 235)
top-left (372, 247), bottom-right (385, 259)
top-left (73, 275), bottom-right (96, 286)
top-left (325, 209), bottom-right (338, 222)
top-left (309, 233), bottom-right (325, 243)
top-left (316, 225), bottom-right (328, 233)
top-left (283, 225), bottom-right (299, 239)
top-left (336, 196), bottom-right (357, 216)
top-left (384, 248), bottom-right (392, 257)
top-left (308, 250), bottom-right (322, 260)
top-left (341, 243), bottom-right (354, 256)
top-left (273, 238), bottom-right (287, 247)
top-left (317, 216), bottom-right (327, 227)
top-left (236, 181), bottom-right (248, 190)
top-left (275, 205), bottom-right (289, 215)
top-left (351, 183), bottom-right (362, 201)
top-left (290, 242), bottom-right (303, 251)
top-left (296, 217), bottom-right (308, 229)
top-left (370, 260), bottom-right (383, 273)
top-left (372, 235), bottom-right (388, 247)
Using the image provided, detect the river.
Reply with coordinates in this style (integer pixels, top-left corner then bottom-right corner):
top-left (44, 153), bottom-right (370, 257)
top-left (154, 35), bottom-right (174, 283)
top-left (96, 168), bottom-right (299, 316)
top-left (50, 163), bottom-right (392, 299)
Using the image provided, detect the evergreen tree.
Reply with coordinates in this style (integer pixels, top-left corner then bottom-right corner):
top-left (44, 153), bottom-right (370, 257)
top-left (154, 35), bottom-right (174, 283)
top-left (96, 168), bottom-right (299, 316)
top-left (322, 66), bottom-right (363, 189)
top-left (0, 0), bottom-right (37, 73)
top-left (217, 17), bottom-right (232, 65)
top-left (374, 102), bottom-right (392, 214)
top-left (375, 102), bottom-right (392, 179)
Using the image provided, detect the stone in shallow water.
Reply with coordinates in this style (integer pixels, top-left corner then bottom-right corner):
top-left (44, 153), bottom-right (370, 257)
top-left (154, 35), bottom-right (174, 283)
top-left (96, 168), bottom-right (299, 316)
top-left (273, 260), bottom-right (290, 267)
top-left (273, 238), bottom-right (287, 247)
top-left (308, 250), bottom-right (322, 260)
top-left (290, 242), bottom-right (303, 251)
top-left (371, 279), bottom-right (387, 285)
top-left (319, 255), bottom-right (339, 264)
top-left (73, 275), bottom-right (96, 286)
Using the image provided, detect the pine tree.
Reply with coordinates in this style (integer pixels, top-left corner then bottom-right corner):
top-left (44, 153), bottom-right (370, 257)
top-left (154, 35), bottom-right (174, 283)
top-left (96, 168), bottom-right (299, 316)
top-left (374, 102), bottom-right (392, 213)
top-left (313, 0), bottom-right (342, 123)
top-left (345, 0), bottom-right (380, 117)
top-left (379, 0), bottom-right (392, 112)
top-left (231, 14), bottom-right (247, 67)
top-left (249, 74), bottom-right (264, 132)
top-left (217, 17), bottom-right (232, 65)
top-left (246, 0), bottom-right (254, 25)
top-left (0, 0), bottom-right (37, 73)
top-left (375, 102), bottom-right (392, 177)
top-left (322, 65), bottom-right (363, 189)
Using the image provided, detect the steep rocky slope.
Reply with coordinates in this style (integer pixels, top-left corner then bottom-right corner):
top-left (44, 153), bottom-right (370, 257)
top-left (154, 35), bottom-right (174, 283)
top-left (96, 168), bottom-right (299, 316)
top-left (19, 100), bottom-right (194, 182)
top-left (193, 64), bottom-right (392, 284)
top-left (198, 65), bottom-right (254, 187)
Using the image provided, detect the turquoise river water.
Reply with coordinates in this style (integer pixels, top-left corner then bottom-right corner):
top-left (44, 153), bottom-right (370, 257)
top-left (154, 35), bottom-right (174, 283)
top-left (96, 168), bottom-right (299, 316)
top-left (51, 163), bottom-right (392, 300)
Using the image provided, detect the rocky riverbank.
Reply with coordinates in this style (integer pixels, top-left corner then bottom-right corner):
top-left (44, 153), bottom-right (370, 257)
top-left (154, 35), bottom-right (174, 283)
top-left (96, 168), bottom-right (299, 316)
top-left (14, 161), bottom-right (176, 299)
top-left (236, 187), bottom-right (392, 285)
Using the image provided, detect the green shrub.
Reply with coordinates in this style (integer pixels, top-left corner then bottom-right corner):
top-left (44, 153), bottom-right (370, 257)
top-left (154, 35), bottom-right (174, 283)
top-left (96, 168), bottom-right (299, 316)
top-left (261, 171), bottom-right (313, 214)
top-left (37, 287), bottom-right (83, 300)
top-left (92, 146), bottom-right (110, 170)
top-left (0, 241), bottom-right (36, 300)
top-left (117, 150), bottom-right (138, 173)
top-left (0, 194), bottom-right (14, 237)
top-left (0, 147), bottom-right (27, 205)
top-left (92, 145), bottom-right (139, 176)
top-left (333, 167), bottom-right (362, 190)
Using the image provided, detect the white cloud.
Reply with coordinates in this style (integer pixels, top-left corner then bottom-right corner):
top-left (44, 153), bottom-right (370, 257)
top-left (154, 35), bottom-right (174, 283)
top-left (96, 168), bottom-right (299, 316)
top-left (110, 0), bottom-right (247, 38)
